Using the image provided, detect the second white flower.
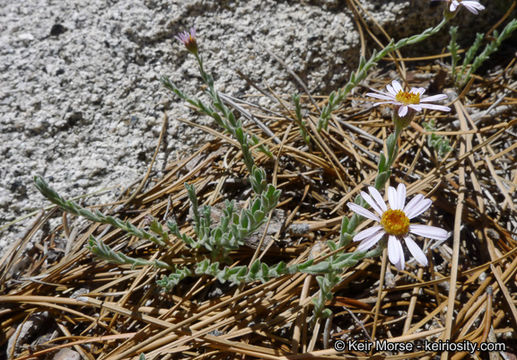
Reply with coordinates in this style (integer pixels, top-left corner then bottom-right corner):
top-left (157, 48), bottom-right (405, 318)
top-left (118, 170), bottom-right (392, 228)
top-left (347, 183), bottom-right (449, 271)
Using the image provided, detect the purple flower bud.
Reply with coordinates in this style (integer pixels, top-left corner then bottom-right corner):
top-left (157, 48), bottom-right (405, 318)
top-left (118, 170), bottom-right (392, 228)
top-left (176, 27), bottom-right (198, 55)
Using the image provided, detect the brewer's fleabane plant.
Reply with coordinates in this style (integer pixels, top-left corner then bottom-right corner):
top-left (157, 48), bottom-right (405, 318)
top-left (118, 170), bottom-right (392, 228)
top-left (348, 184), bottom-right (449, 271)
top-left (162, 29), bottom-right (283, 269)
top-left (33, 17), bottom-right (463, 325)
top-left (34, 27), bottom-right (288, 295)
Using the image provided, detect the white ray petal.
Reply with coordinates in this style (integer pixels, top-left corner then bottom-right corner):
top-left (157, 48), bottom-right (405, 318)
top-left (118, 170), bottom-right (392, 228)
top-left (388, 235), bottom-right (405, 271)
top-left (387, 235), bottom-right (399, 264)
top-left (372, 101), bottom-right (397, 106)
top-left (410, 224), bottom-right (449, 240)
top-left (420, 94), bottom-right (447, 102)
top-left (368, 186), bottom-right (387, 212)
top-left (403, 194), bottom-right (424, 218)
top-left (388, 186), bottom-right (398, 210)
top-left (366, 92), bottom-right (395, 101)
top-left (408, 104), bottom-right (423, 112)
top-left (396, 243), bottom-right (405, 271)
top-left (367, 88), bottom-right (392, 96)
top-left (405, 236), bottom-right (428, 266)
top-left (353, 225), bottom-right (383, 242)
top-left (386, 84), bottom-right (397, 96)
top-left (412, 87), bottom-right (426, 95)
top-left (462, 1), bottom-right (485, 14)
top-left (398, 105), bottom-right (408, 117)
top-left (357, 230), bottom-right (385, 252)
top-left (361, 191), bottom-right (383, 216)
top-left (396, 183), bottom-right (406, 210)
top-left (347, 203), bottom-right (380, 222)
top-left (405, 198), bottom-right (432, 219)
top-left (420, 103), bottom-right (451, 112)
top-left (392, 80), bottom-right (403, 93)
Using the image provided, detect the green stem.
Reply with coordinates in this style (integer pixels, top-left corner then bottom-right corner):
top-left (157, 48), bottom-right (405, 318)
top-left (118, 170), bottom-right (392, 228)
top-left (34, 176), bottom-right (167, 247)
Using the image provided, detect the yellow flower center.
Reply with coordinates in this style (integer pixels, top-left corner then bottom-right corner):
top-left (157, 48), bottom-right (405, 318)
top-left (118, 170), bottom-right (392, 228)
top-left (395, 91), bottom-right (420, 105)
top-left (381, 209), bottom-right (410, 236)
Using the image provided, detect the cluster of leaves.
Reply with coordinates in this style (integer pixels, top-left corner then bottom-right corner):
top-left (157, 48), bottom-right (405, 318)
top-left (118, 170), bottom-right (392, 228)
top-left (35, 38), bottom-right (288, 298)
top-left (195, 259), bottom-right (293, 285)
top-left (164, 79), bottom-right (248, 169)
top-left (449, 19), bottom-right (517, 87)
top-left (168, 180), bottom-right (281, 263)
top-left (34, 173), bottom-right (285, 290)
top-left (87, 235), bottom-right (172, 270)
top-left (155, 266), bottom-right (193, 292)
top-left (291, 93), bottom-right (311, 145)
top-left (423, 119), bottom-right (452, 158)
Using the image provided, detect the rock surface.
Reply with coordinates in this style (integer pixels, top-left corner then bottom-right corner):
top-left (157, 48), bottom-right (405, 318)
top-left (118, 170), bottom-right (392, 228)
top-left (53, 348), bottom-right (81, 360)
top-left (6, 311), bottom-right (50, 357)
top-left (0, 0), bottom-right (499, 257)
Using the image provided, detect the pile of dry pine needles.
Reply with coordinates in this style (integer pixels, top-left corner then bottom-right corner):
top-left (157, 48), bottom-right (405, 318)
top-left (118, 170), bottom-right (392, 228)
top-left (1, 8), bottom-right (517, 359)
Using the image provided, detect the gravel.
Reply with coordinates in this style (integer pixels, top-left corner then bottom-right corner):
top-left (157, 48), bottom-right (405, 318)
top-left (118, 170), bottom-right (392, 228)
top-left (0, 0), bottom-right (499, 257)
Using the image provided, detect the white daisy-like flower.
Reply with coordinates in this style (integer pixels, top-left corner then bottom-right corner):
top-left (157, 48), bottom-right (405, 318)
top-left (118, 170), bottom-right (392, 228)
top-left (366, 80), bottom-right (451, 118)
top-left (434, 0), bottom-right (485, 15)
top-left (347, 183), bottom-right (449, 271)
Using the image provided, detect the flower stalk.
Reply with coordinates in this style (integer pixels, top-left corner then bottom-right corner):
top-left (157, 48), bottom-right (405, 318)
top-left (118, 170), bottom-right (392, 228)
top-left (163, 28), bottom-right (269, 188)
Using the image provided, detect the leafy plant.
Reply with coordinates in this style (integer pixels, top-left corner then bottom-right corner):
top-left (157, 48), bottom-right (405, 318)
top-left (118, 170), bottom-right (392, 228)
top-left (454, 19), bottom-right (517, 87)
top-left (423, 119), bottom-right (452, 158)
